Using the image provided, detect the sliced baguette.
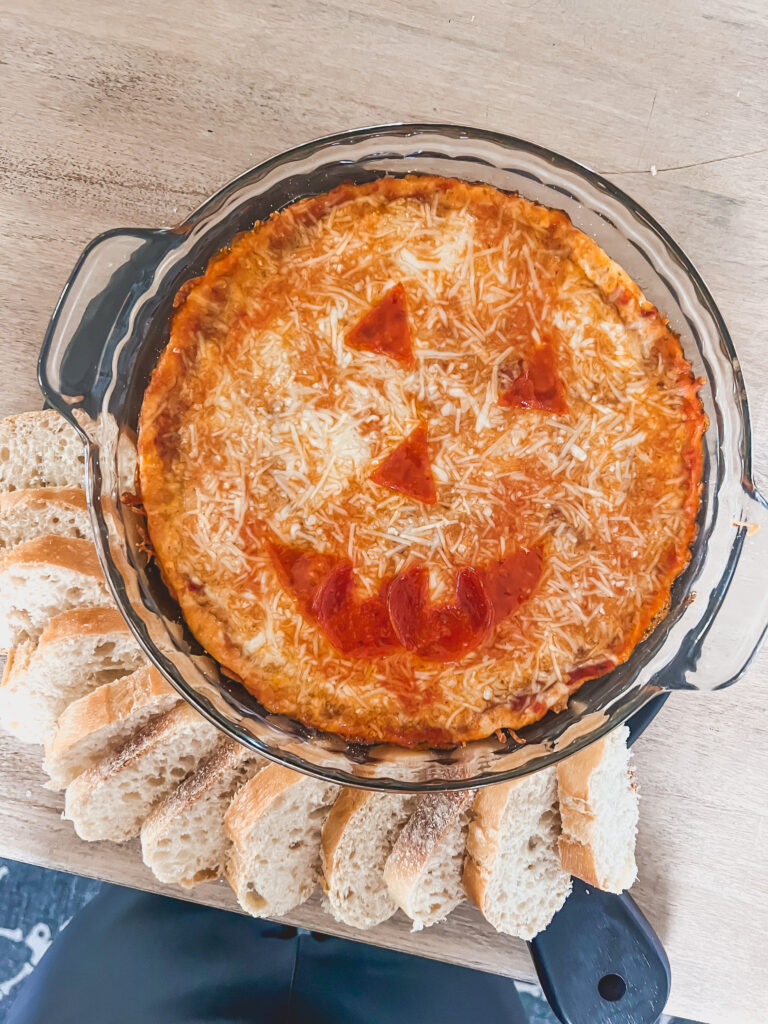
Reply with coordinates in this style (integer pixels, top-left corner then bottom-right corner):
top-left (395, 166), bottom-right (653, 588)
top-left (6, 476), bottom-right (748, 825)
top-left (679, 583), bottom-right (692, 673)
top-left (64, 702), bottom-right (220, 842)
top-left (0, 487), bottom-right (90, 549)
top-left (384, 791), bottom-right (474, 930)
top-left (463, 768), bottom-right (572, 940)
top-left (43, 665), bottom-right (177, 789)
top-left (557, 724), bottom-right (638, 893)
top-left (321, 791), bottom-right (418, 929)
top-left (0, 607), bottom-right (144, 745)
top-left (0, 410), bottom-right (84, 492)
top-left (141, 739), bottom-right (264, 887)
top-left (225, 765), bottom-right (338, 917)
top-left (0, 536), bottom-right (111, 650)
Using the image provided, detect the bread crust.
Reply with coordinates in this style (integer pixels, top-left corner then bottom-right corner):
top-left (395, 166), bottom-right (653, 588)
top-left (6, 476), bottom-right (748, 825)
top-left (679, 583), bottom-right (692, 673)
top-left (0, 645), bottom-right (24, 690)
top-left (0, 487), bottom-right (87, 514)
top-left (558, 836), bottom-right (601, 885)
top-left (557, 733), bottom-right (606, 804)
top-left (320, 788), bottom-right (372, 880)
top-left (384, 791), bottom-right (471, 910)
top-left (556, 726), bottom-right (636, 891)
top-left (44, 666), bottom-right (175, 775)
top-left (38, 607), bottom-right (131, 644)
top-left (462, 780), bottom-right (515, 912)
top-left (1, 536), bottom-right (103, 578)
top-left (223, 762), bottom-right (301, 848)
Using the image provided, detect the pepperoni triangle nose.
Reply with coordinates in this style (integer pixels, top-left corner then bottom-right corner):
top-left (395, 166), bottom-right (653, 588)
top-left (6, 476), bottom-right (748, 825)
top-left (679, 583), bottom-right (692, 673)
top-left (345, 282), bottom-right (414, 368)
top-left (498, 342), bottom-right (568, 414)
top-left (370, 422), bottom-right (437, 505)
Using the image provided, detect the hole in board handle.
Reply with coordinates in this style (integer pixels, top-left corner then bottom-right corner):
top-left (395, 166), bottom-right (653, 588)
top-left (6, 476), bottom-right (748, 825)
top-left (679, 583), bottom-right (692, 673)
top-left (598, 973), bottom-right (627, 1002)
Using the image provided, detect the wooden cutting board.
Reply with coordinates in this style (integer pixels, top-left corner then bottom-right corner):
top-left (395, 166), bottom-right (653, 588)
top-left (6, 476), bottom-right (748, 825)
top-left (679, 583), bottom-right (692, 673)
top-left (1, 1), bottom-right (767, 1021)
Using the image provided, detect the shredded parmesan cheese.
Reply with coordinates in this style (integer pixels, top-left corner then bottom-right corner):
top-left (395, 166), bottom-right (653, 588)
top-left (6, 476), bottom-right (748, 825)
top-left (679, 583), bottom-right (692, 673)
top-left (138, 176), bottom-right (704, 747)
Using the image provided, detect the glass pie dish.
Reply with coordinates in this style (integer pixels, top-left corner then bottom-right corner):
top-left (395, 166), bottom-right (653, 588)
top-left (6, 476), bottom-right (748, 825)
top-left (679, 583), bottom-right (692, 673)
top-left (38, 124), bottom-right (768, 791)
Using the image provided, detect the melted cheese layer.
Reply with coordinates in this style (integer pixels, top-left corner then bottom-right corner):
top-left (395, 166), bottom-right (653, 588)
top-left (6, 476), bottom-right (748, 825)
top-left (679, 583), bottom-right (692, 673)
top-left (138, 176), bottom-right (705, 747)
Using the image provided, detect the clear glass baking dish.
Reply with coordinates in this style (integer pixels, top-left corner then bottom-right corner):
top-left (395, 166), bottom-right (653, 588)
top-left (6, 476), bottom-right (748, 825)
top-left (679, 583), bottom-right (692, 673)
top-left (38, 124), bottom-right (768, 791)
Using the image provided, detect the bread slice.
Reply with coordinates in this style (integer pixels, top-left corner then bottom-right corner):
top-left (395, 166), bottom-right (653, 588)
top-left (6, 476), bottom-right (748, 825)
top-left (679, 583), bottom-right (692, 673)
top-left (0, 410), bottom-right (84, 491)
top-left (0, 536), bottom-right (111, 650)
top-left (384, 791), bottom-right (474, 930)
top-left (225, 765), bottom-right (338, 917)
top-left (0, 607), bottom-right (144, 744)
top-left (463, 768), bottom-right (572, 940)
top-left (557, 724), bottom-right (638, 893)
top-left (64, 702), bottom-right (220, 842)
top-left (141, 739), bottom-right (264, 887)
top-left (0, 487), bottom-right (91, 549)
top-left (320, 790), bottom-right (417, 929)
top-left (43, 665), bottom-right (178, 789)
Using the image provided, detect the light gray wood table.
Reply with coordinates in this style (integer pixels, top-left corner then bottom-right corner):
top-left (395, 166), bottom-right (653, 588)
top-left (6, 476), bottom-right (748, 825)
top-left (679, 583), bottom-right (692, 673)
top-left (1, 2), bottom-right (766, 1021)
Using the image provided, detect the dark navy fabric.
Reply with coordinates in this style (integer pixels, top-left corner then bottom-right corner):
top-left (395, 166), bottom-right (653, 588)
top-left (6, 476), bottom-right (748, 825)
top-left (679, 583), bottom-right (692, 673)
top-left (5, 885), bottom-right (529, 1024)
top-left (0, 858), bottom-right (101, 1018)
top-left (0, 860), bottom-right (700, 1024)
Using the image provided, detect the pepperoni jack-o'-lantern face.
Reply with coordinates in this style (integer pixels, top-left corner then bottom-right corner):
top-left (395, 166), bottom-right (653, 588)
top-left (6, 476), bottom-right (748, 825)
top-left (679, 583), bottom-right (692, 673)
top-left (137, 177), bottom-right (704, 746)
top-left (248, 283), bottom-right (552, 664)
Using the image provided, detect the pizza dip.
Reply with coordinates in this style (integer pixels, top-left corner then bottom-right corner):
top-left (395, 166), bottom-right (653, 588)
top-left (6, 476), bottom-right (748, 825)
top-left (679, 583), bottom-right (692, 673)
top-left (137, 176), bottom-right (705, 747)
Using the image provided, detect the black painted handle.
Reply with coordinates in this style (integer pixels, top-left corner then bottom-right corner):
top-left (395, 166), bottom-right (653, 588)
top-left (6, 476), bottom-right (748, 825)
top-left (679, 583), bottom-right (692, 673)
top-left (528, 693), bottom-right (671, 1024)
top-left (624, 691), bottom-right (669, 746)
top-left (530, 881), bottom-right (670, 1024)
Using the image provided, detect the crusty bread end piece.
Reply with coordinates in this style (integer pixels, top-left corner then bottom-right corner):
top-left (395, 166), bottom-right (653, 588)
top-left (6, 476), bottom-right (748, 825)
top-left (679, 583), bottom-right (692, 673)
top-left (321, 790), bottom-right (417, 929)
top-left (463, 768), bottom-right (571, 940)
top-left (64, 702), bottom-right (220, 842)
top-left (0, 410), bottom-right (84, 492)
top-left (225, 765), bottom-right (338, 917)
top-left (0, 487), bottom-right (90, 549)
top-left (384, 790), bottom-right (474, 930)
top-left (0, 537), bottom-right (110, 650)
top-left (0, 607), bottom-right (143, 745)
top-left (557, 724), bottom-right (638, 893)
top-left (43, 665), bottom-right (177, 789)
top-left (141, 739), bottom-right (264, 887)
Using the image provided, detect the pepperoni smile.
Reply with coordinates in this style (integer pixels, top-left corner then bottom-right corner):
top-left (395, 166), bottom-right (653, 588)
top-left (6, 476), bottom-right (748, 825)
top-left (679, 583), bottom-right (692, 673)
top-left (387, 565), bottom-right (493, 661)
top-left (266, 536), bottom-right (543, 664)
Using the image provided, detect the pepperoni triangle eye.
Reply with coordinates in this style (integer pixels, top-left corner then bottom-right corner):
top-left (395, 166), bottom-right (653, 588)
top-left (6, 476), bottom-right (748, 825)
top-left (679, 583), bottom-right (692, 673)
top-left (370, 422), bottom-right (437, 505)
top-left (345, 283), bottom-right (414, 368)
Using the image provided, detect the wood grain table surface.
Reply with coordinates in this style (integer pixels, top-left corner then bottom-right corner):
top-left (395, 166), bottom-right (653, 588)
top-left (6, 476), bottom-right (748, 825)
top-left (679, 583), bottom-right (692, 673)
top-left (1, 1), bottom-right (767, 1021)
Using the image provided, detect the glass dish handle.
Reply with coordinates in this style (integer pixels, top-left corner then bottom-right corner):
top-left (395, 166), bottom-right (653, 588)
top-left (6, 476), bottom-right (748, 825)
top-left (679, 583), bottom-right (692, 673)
top-left (38, 227), bottom-right (179, 422)
top-left (681, 483), bottom-right (768, 690)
